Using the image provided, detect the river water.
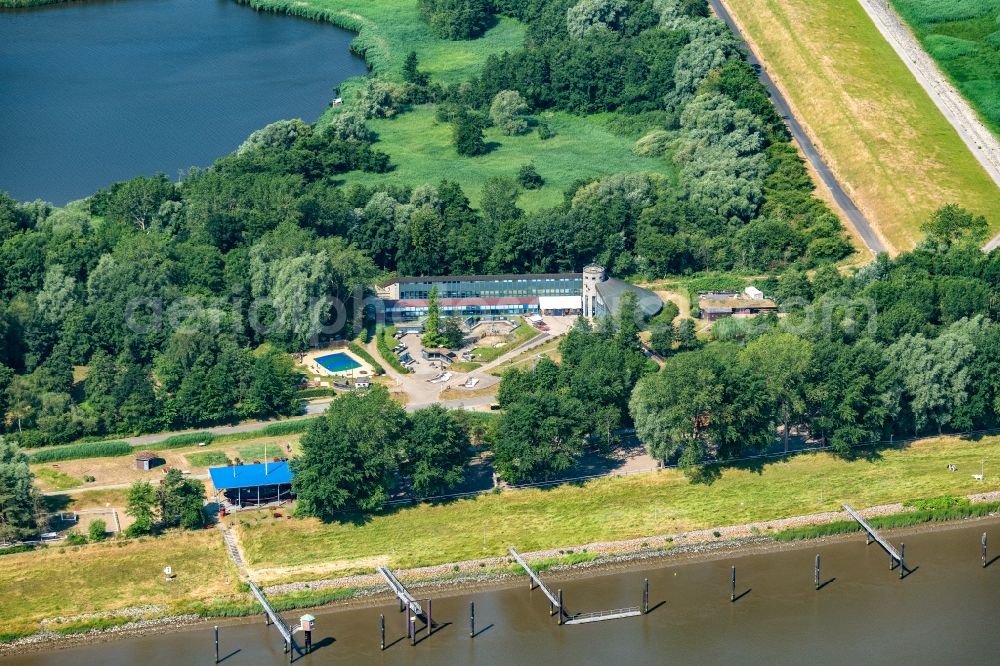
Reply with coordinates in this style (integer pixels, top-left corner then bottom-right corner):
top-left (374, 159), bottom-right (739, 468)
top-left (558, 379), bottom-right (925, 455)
top-left (5, 519), bottom-right (999, 664)
top-left (0, 0), bottom-right (367, 204)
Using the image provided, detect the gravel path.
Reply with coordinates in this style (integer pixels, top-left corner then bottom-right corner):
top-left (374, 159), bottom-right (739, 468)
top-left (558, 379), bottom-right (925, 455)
top-left (856, 0), bottom-right (1000, 253)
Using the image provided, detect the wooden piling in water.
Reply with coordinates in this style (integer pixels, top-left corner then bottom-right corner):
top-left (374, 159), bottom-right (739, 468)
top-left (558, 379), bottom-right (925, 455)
top-left (410, 615), bottom-right (416, 646)
top-left (470, 602), bottom-right (475, 638)
top-left (427, 599), bottom-right (433, 636)
top-left (558, 589), bottom-right (564, 625)
top-left (983, 532), bottom-right (988, 568)
top-left (815, 554), bottom-right (820, 590)
top-left (214, 625), bottom-right (219, 664)
top-left (731, 566), bottom-right (736, 602)
top-left (643, 577), bottom-right (649, 614)
top-left (405, 605), bottom-right (411, 645)
top-left (899, 543), bottom-right (905, 579)
top-left (380, 614), bottom-right (385, 650)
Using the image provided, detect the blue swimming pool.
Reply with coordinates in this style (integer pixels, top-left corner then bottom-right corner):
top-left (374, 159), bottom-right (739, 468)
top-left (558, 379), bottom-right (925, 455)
top-left (315, 352), bottom-right (362, 373)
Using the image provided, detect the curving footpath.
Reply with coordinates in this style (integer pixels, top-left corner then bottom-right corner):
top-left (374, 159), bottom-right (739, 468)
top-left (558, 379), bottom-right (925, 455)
top-left (856, 0), bottom-right (1000, 254)
top-left (709, 0), bottom-right (887, 256)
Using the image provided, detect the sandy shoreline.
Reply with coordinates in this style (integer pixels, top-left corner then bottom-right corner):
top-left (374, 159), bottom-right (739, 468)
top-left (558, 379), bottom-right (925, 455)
top-left (4, 492), bottom-right (999, 657)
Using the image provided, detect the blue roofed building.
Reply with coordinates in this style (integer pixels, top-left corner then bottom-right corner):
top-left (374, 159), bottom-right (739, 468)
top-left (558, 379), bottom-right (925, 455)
top-left (209, 461), bottom-right (295, 508)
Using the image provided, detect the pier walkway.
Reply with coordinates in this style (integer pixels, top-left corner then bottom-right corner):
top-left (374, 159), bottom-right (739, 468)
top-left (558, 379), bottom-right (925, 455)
top-left (377, 566), bottom-right (424, 617)
top-left (509, 547), bottom-right (562, 610)
top-left (563, 607), bottom-right (643, 625)
top-left (247, 579), bottom-right (300, 657)
top-left (843, 503), bottom-right (904, 564)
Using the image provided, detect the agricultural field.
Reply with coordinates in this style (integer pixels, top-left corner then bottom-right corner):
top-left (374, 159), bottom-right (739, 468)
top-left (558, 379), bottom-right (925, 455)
top-left (339, 107), bottom-right (675, 210)
top-left (235, 434), bottom-right (1000, 583)
top-left (891, 0), bottom-right (1000, 137)
top-left (724, 0), bottom-right (1000, 252)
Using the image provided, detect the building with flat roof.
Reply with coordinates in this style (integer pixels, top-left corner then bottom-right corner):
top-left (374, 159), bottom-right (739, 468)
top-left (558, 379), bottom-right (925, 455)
top-left (375, 266), bottom-right (662, 324)
top-left (209, 461), bottom-right (294, 508)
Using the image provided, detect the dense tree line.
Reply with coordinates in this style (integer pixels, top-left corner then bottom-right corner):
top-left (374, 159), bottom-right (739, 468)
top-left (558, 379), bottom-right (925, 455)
top-left (632, 206), bottom-right (1000, 475)
top-left (0, 122), bottom-right (387, 446)
top-left (492, 293), bottom-right (656, 482)
top-left (417, 0), bottom-right (493, 40)
top-left (0, 438), bottom-right (43, 542)
top-left (291, 386), bottom-right (473, 516)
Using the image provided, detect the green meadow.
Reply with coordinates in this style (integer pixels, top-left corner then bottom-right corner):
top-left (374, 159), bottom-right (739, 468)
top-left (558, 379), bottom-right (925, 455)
top-left (340, 106), bottom-right (675, 210)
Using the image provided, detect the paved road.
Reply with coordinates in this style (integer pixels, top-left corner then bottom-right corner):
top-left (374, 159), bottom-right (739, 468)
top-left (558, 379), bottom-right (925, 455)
top-left (710, 0), bottom-right (887, 256)
top-left (855, 0), bottom-right (1000, 255)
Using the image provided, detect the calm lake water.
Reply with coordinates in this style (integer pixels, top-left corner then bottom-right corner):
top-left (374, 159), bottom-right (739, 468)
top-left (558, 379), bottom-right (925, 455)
top-left (0, 0), bottom-right (367, 204)
top-left (5, 519), bottom-right (999, 664)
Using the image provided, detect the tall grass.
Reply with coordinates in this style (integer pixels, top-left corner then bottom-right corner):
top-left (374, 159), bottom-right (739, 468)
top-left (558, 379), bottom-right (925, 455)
top-left (891, 0), bottom-right (1000, 137)
top-left (772, 500), bottom-right (1000, 541)
top-left (158, 432), bottom-right (215, 449)
top-left (28, 441), bottom-right (132, 463)
top-left (342, 107), bottom-right (676, 210)
top-left (213, 420), bottom-right (317, 443)
top-left (182, 587), bottom-right (356, 618)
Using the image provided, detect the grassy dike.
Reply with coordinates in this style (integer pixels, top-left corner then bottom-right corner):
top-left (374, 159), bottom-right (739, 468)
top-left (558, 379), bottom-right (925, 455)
top-left (235, 434), bottom-right (1000, 582)
top-left (5, 434), bottom-right (1000, 642)
top-left (722, 0), bottom-right (1000, 253)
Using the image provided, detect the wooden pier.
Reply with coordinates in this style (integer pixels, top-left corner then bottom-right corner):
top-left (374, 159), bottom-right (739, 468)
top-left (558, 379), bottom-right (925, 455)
top-left (843, 503), bottom-right (906, 571)
top-left (377, 566), bottom-right (424, 617)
